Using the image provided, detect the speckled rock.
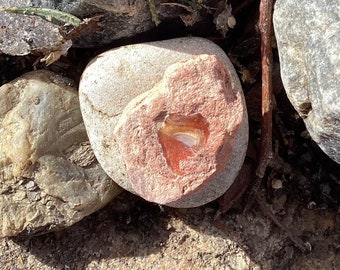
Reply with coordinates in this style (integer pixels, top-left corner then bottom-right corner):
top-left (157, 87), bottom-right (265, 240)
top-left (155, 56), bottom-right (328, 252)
top-left (79, 37), bottom-right (248, 207)
top-left (0, 0), bottom-right (155, 47)
top-left (273, 0), bottom-right (340, 163)
top-left (0, 12), bottom-right (72, 58)
top-left (0, 70), bottom-right (121, 238)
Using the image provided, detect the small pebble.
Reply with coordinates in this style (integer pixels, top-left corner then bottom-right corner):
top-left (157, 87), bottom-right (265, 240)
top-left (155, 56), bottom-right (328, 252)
top-left (271, 179), bottom-right (283, 189)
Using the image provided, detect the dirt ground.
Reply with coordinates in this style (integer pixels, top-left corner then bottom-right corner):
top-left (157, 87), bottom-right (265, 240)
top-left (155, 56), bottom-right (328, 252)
top-left (0, 187), bottom-right (339, 269)
top-left (1, 1), bottom-right (339, 269)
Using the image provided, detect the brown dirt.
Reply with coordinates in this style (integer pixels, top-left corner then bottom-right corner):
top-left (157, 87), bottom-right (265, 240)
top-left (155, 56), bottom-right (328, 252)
top-left (0, 189), bottom-right (339, 269)
top-left (1, 1), bottom-right (339, 269)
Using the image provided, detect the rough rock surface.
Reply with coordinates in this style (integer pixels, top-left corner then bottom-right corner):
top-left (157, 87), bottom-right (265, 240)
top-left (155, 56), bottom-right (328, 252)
top-left (0, 12), bottom-right (72, 57)
top-left (0, 70), bottom-right (121, 238)
top-left (273, 0), bottom-right (340, 163)
top-left (114, 55), bottom-right (245, 205)
top-left (0, 0), bottom-right (155, 47)
top-left (79, 37), bottom-right (248, 207)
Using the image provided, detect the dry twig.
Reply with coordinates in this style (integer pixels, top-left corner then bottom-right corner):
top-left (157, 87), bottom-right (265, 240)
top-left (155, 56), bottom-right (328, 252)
top-left (256, 0), bottom-right (274, 178)
top-left (233, 0), bottom-right (257, 15)
top-left (254, 192), bottom-right (311, 253)
top-left (214, 158), bottom-right (255, 219)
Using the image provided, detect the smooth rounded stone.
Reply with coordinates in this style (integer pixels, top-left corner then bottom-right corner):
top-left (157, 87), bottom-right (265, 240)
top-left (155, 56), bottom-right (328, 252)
top-left (0, 70), bottom-right (121, 238)
top-left (273, 0), bottom-right (340, 163)
top-left (79, 37), bottom-right (248, 207)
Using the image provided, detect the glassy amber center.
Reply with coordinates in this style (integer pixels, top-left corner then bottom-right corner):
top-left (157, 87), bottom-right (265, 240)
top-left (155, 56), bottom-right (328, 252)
top-left (158, 113), bottom-right (209, 175)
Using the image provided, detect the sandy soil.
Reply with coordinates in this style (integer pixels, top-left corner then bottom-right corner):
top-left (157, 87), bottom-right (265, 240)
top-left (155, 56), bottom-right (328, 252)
top-left (1, 190), bottom-right (339, 269)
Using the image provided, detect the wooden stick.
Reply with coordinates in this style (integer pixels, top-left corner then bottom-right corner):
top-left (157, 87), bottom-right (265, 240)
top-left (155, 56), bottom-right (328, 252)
top-left (214, 158), bottom-right (255, 220)
top-left (256, 0), bottom-right (274, 178)
top-left (233, 0), bottom-right (257, 15)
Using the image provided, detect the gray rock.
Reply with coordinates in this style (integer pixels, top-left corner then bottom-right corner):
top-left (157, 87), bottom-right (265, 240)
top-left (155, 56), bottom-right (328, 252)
top-left (0, 70), bottom-right (121, 238)
top-left (0, 12), bottom-right (72, 61)
top-left (79, 37), bottom-right (248, 208)
top-left (0, 0), bottom-right (155, 47)
top-left (273, 0), bottom-right (340, 163)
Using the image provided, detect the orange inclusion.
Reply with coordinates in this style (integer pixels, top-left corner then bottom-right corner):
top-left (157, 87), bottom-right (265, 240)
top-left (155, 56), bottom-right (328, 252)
top-left (158, 113), bottom-right (209, 175)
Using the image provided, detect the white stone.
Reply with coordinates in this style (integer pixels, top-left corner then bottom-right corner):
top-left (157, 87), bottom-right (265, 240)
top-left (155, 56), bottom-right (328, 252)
top-left (79, 37), bottom-right (248, 207)
top-left (274, 0), bottom-right (340, 163)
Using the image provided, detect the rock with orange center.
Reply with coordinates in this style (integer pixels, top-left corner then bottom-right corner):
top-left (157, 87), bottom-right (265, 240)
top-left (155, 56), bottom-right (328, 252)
top-left (79, 37), bottom-right (248, 207)
top-left (114, 54), bottom-right (244, 204)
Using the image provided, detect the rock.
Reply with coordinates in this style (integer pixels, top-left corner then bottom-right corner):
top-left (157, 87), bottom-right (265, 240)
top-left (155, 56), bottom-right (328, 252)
top-left (273, 0), bottom-right (340, 163)
top-left (0, 12), bottom-right (72, 59)
top-left (79, 37), bottom-right (248, 207)
top-left (114, 55), bottom-right (245, 205)
top-left (0, 0), bottom-right (155, 47)
top-left (0, 70), bottom-right (121, 238)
